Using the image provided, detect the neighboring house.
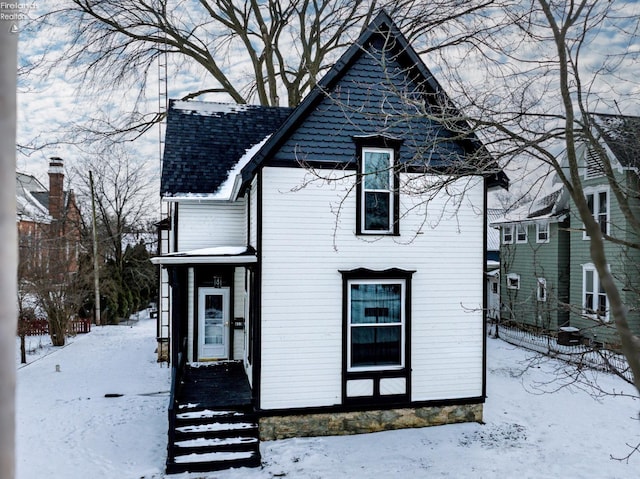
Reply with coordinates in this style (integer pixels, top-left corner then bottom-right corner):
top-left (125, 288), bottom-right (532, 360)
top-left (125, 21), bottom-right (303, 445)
top-left (152, 11), bottom-right (506, 473)
top-left (17, 157), bottom-right (82, 283)
top-left (486, 208), bottom-right (505, 320)
top-left (492, 113), bottom-right (640, 346)
top-left (491, 188), bottom-right (571, 332)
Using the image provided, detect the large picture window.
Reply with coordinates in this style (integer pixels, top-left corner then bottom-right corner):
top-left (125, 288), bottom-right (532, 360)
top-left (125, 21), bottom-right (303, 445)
top-left (359, 147), bottom-right (397, 234)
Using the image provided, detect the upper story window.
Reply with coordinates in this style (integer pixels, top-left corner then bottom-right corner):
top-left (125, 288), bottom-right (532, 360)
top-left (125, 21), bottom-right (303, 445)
top-left (584, 188), bottom-right (609, 239)
top-left (358, 147), bottom-right (398, 234)
top-left (582, 263), bottom-right (608, 322)
top-left (515, 224), bottom-right (528, 243)
top-left (502, 225), bottom-right (513, 244)
top-left (536, 222), bottom-right (549, 243)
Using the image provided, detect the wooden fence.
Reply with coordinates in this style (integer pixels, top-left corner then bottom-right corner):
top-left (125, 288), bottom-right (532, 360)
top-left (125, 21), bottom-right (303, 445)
top-left (20, 318), bottom-right (91, 336)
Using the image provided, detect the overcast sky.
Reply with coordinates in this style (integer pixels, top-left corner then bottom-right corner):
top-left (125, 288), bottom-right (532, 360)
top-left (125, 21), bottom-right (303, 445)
top-left (15, 1), bottom-right (640, 198)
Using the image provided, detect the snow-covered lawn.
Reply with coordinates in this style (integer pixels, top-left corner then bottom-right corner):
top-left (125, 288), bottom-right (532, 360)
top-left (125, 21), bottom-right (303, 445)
top-left (17, 315), bottom-right (639, 479)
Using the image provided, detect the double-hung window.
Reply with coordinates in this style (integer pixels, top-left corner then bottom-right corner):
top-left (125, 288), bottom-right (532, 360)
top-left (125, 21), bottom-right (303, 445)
top-left (347, 279), bottom-right (405, 370)
top-left (502, 225), bottom-right (513, 244)
top-left (536, 222), bottom-right (549, 243)
top-left (516, 224), bottom-right (527, 243)
top-left (583, 264), bottom-right (608, 321)
top-left (359, 147), bottom-right (397, 234)
top-left (585, 189), bottom-right (609, 238)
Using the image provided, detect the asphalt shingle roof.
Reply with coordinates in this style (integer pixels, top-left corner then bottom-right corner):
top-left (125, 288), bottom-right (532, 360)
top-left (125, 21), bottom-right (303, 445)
top-left (591, 113), bottom-right (640, 169)
top-left (160, 101), bottom-right (292, 196)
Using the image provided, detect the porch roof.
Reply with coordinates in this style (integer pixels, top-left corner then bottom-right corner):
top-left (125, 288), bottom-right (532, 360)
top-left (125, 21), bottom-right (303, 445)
top-left (150, 246), bottom-right (257, 265)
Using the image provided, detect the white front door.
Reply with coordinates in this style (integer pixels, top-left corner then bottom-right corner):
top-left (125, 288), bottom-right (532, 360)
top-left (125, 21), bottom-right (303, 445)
top-left (198, 287), bottom-right (230, 360)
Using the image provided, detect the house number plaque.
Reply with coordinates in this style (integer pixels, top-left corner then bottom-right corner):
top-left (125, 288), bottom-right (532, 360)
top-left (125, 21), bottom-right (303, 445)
top-left (213, 276), bottom-right (222, 288)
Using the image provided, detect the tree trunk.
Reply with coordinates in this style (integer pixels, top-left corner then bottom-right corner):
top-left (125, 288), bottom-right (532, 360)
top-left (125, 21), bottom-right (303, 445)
top-left (49, 313), bottom-right (67, 347)
top-left (20, 334), bottom-right (26, 364)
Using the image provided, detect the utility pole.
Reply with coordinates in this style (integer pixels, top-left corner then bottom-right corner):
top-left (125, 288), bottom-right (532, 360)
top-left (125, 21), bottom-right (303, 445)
top-left (89, 171), bottom-right (101, 325)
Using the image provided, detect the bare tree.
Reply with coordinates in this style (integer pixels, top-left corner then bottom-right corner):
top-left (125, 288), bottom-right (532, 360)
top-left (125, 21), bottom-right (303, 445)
top-left (435, 0), bottom-right (640, 394)
top-left (23, 0), bottom-right (497, 146)
top-left (72, 148), bottom-right (157, 322)
top-left (292, 1), bottom-right (640, 397)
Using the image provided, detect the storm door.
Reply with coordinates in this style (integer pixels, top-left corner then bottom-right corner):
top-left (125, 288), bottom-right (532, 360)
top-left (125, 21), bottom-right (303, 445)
top-left (197, 287), bottom-right (230, 360)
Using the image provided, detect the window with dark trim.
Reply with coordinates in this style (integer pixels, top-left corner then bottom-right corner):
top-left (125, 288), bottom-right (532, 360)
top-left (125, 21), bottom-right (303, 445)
top-left (341, 268), bottom-right (413, 372)
top-left (348, 280), bottom-right (404, 370)
top-left (354, 137), bottom-right (401, 236)
top-left (362, 148), bottom-right (394, 233)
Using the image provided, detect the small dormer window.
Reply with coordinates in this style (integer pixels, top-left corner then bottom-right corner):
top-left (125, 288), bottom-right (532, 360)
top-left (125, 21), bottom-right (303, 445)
top-left (355, 140), bottom-right (400, 235)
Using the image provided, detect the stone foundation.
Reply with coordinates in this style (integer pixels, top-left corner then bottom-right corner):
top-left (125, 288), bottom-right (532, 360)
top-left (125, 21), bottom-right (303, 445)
top-left (259, 403), bottom-right (483, 441)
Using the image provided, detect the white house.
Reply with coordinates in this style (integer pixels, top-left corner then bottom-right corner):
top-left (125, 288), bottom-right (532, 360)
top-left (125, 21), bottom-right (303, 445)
top-left (152, 10), bottom-right (507, 474)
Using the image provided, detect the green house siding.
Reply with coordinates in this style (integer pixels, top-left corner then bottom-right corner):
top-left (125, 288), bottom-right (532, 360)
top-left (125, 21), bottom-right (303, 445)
top-left (568, 171), bottom-right (640, 346)
top-left (500, 221), bottom-right (569, 331)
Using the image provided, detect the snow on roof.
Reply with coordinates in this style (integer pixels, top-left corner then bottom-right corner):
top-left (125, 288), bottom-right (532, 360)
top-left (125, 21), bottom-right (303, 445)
top-left (164, 246), bottom-right (249, 257)
top-left (150, 246), bottom-right (257, 265)
top-left (166, 135), bottom-right (271, 202)
top-left (490, 187), bottom-right (567, 226)
top-left (16, 172), bottom-right (51, 223)
top-left (172, 100), bottom-right (250, 116)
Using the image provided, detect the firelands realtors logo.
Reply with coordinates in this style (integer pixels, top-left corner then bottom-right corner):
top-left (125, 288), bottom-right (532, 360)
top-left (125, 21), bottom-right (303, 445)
top-left (0, 2), bottom-right (38, 33)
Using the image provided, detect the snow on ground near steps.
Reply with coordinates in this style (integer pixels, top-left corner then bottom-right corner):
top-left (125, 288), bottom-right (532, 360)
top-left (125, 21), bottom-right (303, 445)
top-left (16, 313), bottom-right (170, 479)
top-left (17, 320), bottom-right (640, 479)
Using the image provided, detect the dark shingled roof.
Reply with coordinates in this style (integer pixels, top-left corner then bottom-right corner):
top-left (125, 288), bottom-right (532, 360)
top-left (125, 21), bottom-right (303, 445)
top-left (239, 9), bottom-right (507, 191)
top-left (161, 11), bottom-right (507, 197)
top-left (592, 113), bottom-right (640, 169)
top-left (161, 102), bottom-right (292, 196)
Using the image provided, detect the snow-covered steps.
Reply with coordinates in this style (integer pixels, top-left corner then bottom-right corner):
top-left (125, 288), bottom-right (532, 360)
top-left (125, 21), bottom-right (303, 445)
top-left (166, 405), bottom-right (261, 474)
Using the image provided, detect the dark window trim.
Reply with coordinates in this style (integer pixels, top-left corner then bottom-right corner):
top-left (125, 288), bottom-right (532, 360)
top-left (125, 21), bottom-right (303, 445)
top-left (354, 136), bottom-right (403, 236)
top-left (340, 267), bottom-right (414, 405)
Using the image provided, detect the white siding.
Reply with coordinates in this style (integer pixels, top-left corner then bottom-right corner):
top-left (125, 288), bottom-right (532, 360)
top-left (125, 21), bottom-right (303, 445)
top-left (177, 199), bottom-right (246, 251)
top-left (233, 268), bottom-right (246, 359)
top-left (187, 267), bottom-right (195, 362)
top-left (258, 166), bottom-right (485, 410)
top-left (249, 178), bottom-right (258, 249)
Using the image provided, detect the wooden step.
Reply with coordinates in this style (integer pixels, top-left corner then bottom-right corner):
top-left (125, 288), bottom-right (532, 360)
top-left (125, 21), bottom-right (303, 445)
top-left (167, 405), bottom-right (261, 474)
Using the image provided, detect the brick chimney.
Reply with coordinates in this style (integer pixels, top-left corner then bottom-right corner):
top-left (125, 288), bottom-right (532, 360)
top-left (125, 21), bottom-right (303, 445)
top-left (48, 157), bottom-right (65, 220)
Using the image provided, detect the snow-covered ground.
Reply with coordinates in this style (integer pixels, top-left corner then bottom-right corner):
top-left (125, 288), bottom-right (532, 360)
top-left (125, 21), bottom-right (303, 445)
top-left (17, 314), bottom-right (639, 479)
